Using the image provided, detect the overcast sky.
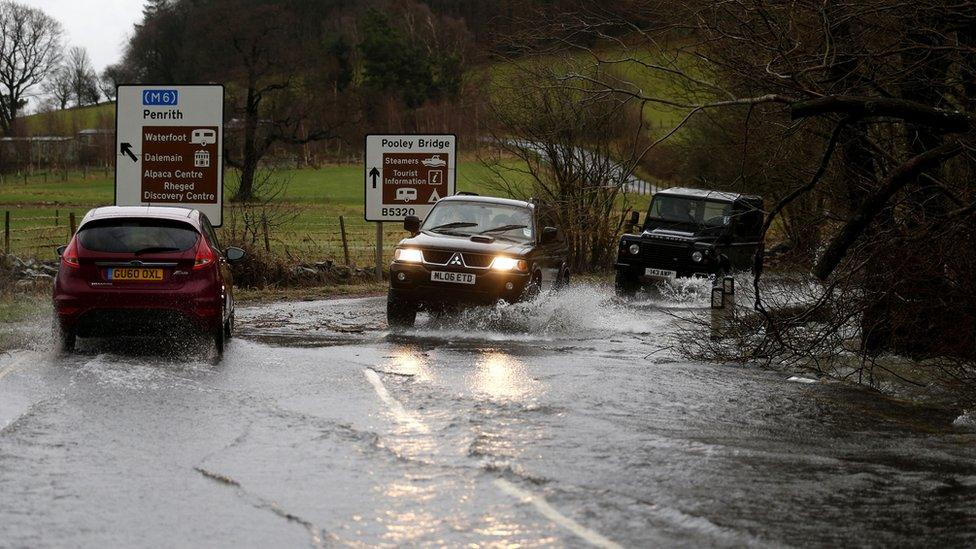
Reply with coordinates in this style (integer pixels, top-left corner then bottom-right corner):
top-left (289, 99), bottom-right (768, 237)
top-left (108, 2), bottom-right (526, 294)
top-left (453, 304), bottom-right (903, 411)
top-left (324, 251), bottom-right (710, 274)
top-left (31, 0), bottom-right (143, 73)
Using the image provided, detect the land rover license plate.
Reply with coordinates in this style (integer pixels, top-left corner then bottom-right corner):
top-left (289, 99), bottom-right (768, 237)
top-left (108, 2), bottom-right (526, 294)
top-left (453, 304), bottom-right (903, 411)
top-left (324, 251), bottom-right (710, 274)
top-left (645, 268), bottom-right (676, 279)
top-left (431, 271), bottom-right (475, 284)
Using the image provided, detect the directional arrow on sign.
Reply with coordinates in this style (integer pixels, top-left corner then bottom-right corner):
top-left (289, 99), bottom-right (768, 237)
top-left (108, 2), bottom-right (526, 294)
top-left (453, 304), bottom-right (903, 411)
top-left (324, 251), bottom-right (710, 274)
top-left (120, 142), bottom-right (138, 162)
top-left (369, 167), bottom-right (380, 189)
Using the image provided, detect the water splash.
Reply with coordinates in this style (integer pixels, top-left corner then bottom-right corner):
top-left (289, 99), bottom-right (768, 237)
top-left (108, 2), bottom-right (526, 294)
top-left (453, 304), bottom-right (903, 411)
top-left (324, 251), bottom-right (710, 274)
top-left (411, 283), bottom-right (669, 340)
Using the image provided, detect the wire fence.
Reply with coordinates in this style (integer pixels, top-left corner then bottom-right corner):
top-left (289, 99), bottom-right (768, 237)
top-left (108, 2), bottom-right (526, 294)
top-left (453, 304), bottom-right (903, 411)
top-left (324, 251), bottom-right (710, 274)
top-left (2, 210), bottom-right (78, 259)
top-left (256, 215), bottom-right (406, 268)
top-left (1, 207), bottom-right (403, 269)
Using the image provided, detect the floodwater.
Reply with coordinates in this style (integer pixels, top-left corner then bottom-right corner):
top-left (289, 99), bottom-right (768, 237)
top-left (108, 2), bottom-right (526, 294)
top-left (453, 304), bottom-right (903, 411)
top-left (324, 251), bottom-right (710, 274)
top-left (0, 282), bottom-right (974, 547)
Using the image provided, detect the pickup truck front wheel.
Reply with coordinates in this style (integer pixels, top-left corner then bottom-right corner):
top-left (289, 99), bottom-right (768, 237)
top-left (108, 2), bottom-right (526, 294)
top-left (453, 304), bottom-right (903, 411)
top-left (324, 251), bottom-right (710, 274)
top-left (615, 270), bottom-right (641, 297)
top-left (387, 293), bottom-right (417, 329)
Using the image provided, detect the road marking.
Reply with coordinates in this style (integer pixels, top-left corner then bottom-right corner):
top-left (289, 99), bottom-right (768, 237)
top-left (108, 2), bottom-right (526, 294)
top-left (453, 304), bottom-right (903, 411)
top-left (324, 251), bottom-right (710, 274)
top-left (363, 366), bottom-right (622, 548)
top-left (494, 478), bottom-right (623, 549)
top-left (0, 352), bottom-right (38, 382)
top-left (362, 368), bottom-right (428, 432)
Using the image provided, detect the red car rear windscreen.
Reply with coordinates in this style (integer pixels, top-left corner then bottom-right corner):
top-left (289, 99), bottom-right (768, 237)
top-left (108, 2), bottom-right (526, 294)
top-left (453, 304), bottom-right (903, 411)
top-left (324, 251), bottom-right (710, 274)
top-left (77, 219), bottom-right (200, 254)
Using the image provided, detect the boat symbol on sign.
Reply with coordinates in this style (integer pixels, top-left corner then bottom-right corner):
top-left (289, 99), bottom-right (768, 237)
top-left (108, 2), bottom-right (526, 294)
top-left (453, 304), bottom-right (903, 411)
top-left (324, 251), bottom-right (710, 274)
top-left (421, 155), bottom-right (447, 167)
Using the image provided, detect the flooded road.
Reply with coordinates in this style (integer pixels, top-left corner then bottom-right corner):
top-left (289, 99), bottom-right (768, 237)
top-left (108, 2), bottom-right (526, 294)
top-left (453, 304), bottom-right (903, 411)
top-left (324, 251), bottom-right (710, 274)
top-left (1, 283), bottom-right (975, 547)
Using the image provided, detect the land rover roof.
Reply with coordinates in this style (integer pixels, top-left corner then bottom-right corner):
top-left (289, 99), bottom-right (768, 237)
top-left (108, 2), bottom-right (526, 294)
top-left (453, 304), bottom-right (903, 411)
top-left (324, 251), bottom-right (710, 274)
top-left (654, 187), bottom-right (761, 203)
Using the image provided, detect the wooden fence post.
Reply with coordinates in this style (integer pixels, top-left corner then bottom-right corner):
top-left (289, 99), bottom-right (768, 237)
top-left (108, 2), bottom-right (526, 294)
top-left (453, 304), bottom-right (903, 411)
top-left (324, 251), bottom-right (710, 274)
top-left (339, 215), bottom-right (351, 266)
top-left (69, 212), bottom-right (76, 237)
top-left (55, 209), bottom-right (59, 226)
top-left (261, 214), bottom-right (271, 253)
top-left (4, 211), bottom-right (9, 255)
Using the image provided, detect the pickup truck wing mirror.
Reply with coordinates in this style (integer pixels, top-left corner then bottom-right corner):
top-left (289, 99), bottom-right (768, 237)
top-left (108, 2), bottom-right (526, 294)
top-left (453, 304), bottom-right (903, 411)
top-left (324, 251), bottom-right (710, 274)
top-left (403, 215), bottom-right (421, 235)
top-left (630, 211), bottom-right (640, 228)
top-left (541, 226), bottom-right (559, 244)
top-left (56, 245), bottom-right (67, 257)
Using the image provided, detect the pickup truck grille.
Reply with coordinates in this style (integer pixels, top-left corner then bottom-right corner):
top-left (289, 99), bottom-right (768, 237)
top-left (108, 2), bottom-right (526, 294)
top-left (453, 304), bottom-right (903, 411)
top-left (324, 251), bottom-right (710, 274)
top-left (422, 250), bottom-right (494, 268)
top-left (423, 250), bottom-right (453, 264)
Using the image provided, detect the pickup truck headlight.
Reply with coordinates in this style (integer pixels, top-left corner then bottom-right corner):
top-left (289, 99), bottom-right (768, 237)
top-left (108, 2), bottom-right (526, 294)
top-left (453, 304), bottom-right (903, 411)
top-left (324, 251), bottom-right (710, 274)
top-left (628, 243), bottom-right (640, 255)
top-left (691, 251), bottom-right (704, 263)
top-left (490, 256), bottom-right (528, 272)
top-left (394, 248), bottom-right (423, 263)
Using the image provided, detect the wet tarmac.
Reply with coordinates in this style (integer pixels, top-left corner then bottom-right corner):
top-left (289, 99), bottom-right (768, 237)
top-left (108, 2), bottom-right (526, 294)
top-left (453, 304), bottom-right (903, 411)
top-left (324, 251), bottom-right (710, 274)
top-left (1, 282), bottom-right (975, 547)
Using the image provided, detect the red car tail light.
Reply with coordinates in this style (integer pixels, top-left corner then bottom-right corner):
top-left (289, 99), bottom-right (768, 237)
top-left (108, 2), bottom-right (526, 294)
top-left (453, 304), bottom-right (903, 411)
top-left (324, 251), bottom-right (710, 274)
top-left (193, 238), bottom-right (216, 270)
top-left (62, 239), bottom-right (80, 268)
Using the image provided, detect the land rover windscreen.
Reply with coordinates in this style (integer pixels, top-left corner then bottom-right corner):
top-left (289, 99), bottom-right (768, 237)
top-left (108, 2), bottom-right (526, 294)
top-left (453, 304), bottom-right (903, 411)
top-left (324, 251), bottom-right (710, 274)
top-left (615, 188), bottom-right (763, 295)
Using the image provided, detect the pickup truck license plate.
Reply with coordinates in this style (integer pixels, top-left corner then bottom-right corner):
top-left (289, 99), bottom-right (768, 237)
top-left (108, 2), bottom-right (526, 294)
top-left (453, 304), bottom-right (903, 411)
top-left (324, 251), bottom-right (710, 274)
top-left (431, 271), bottom-right (475, 284)
top-left (108, 267), bottom-right (164, 281)
top-left (645, 268), bottom-right (676, 279)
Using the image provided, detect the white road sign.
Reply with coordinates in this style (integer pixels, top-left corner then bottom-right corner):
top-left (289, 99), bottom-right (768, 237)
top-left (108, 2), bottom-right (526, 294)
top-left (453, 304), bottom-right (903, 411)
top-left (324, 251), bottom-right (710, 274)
top-left (364, 134), bottom-right (456, 222)
top-left (115, 85), bottom-right (225, 225)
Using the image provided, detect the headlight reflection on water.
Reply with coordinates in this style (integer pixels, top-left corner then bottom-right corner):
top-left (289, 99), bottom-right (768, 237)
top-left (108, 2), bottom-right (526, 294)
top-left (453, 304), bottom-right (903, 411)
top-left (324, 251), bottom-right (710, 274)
top-left (473, 351), bottom-right (536, 400)
top-left (385, 346), bottom-right (432, 383)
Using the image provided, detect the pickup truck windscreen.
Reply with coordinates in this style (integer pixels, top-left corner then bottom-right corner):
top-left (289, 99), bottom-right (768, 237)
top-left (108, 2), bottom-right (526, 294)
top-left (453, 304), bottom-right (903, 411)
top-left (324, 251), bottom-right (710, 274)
top-left (422, 201), bottom-right (534, 241)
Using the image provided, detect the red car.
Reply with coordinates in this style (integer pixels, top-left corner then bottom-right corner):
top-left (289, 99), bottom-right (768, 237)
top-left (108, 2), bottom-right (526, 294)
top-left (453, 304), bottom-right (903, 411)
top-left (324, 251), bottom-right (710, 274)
top-left (52, 206), bottom-right (245, 356)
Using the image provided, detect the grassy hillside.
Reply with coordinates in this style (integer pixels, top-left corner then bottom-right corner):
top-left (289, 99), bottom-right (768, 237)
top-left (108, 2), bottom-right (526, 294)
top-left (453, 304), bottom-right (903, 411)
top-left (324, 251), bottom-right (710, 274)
top-left (477, 47), bottom-right (692, 130)
top-left (19, 103), bottom-right (115, 136)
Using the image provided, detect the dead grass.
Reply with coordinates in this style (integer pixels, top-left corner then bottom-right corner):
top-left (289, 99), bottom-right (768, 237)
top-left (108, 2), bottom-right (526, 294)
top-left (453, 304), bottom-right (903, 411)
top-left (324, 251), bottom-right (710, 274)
top-left (234, 281), bottom-right (387, 305)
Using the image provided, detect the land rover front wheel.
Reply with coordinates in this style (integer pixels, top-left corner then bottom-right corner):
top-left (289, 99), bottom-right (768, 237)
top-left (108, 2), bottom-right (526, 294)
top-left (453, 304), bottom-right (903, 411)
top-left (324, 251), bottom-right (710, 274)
top-left (387, 294), bottom-right (417, 329)
top-left (615, 270), bottom-right (640, 297)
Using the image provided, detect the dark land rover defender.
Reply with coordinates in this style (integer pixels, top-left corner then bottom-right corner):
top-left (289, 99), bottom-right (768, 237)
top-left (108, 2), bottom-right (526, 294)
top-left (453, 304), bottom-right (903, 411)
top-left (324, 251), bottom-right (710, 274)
top-left (388, 195), bottom-right (570, 327)
top-left (615, 187), bottom-right (764, 295)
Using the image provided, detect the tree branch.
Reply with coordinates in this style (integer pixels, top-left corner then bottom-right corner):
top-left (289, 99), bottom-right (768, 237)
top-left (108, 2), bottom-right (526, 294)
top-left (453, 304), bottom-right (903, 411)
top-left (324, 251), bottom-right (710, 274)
top-left (791, 96), bottom-right (975, 131)
top-left (813, 140), bottom-right (965, 280)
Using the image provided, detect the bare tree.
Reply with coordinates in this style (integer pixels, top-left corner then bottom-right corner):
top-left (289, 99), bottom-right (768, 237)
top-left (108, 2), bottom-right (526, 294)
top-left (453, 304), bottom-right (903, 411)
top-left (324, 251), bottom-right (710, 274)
top-left (222, 166), bottom-right (303, 250)
top-left (0, 0), bottom-right (63, 134)
top-left (181, 1), bottom-right (343, 202)
top-left (66, 46), bottom-right (99, 107)
top-left (43, 65), bottom-right (72, 110)
top-left (99, 64), bottom-right (125, 102)
top-left (484, 60), bottom-right (638, 271)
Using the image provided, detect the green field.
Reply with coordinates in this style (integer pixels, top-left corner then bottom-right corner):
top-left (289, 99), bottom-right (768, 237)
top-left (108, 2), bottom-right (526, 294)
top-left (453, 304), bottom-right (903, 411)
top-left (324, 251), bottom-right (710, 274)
top-left (0, 160), bottom-right (651, 263)
top-left (0, 161), bottom-right (537, 262)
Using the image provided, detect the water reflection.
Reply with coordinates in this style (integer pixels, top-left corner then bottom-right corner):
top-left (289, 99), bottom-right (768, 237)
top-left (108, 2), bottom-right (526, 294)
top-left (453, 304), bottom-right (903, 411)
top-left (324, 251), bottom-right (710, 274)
top-left (383, 346), bottom-right (433, 382)
top-left (472, 351), bottom-right (536, 400)
top-left (380, 476), bottom-right (440, 545)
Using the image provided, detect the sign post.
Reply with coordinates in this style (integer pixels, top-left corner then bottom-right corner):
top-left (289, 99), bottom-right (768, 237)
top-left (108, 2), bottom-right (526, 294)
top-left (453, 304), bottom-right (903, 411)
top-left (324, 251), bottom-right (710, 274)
top-left (115, 85), bottom-right (224, 225)
top-left (364, 134), bottom-right (456, 281)
top-left (375, 222), bottom-right (383, 282)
